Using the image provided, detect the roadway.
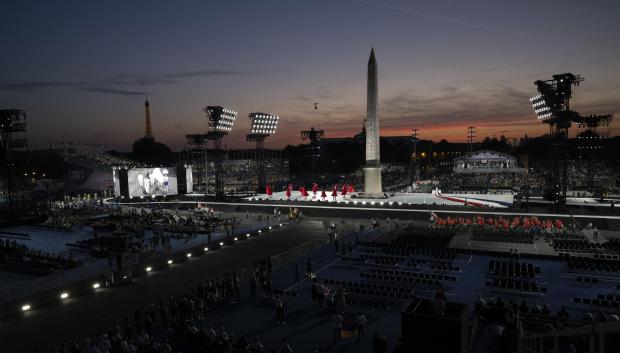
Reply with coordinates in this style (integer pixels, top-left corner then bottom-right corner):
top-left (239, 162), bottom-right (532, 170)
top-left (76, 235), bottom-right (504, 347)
top-left (0, 219), bottom-right (329, 353)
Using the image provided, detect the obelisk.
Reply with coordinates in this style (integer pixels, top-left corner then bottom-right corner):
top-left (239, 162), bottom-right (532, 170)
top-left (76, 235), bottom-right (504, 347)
top-left (364, 48), bottom-right (382, 196)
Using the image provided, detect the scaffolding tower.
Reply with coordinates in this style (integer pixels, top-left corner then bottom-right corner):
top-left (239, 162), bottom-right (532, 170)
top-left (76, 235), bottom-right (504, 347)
top-left (1, 109), bottom-right (28, 215)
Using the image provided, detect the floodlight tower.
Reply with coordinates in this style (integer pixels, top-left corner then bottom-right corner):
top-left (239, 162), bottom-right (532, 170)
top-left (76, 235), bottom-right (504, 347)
top-left (204, 106), bottom-right (237, 200)
top-left (301, 127), bottom-right (324, 173)
top-left (409, 128), bottom-right (419, 184)
top-left (247, 113), bottom-right (279, 193)
top-left (529, 73), bottom-right (613, 206)
top-left (0, 110), bottom-right (28, 214)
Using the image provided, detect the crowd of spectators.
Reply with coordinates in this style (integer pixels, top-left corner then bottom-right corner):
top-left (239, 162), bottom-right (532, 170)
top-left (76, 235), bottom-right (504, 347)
top-left (0, 239), bottom-right (82, 274)
top-left (437, 172), bottom-right (543, 194)
top-left (42, 255), bottom-right (304, 353)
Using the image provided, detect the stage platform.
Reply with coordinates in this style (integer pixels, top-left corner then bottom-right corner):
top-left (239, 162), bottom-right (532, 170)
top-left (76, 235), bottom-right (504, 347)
top-left (245, 191), bottom-right (514, 208)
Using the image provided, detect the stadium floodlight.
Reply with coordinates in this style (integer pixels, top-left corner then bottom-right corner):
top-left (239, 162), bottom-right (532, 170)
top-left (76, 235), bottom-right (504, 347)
top-left (205, 106), bottom-right (237, 132)
top-left (530, 94), bottom-right (553, 120)
top-left (249, 113), bottom-right (279, 136)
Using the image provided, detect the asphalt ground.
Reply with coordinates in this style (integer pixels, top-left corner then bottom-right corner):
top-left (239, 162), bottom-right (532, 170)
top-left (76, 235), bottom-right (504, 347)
top-left (0, 219), bottom-right (328, 353)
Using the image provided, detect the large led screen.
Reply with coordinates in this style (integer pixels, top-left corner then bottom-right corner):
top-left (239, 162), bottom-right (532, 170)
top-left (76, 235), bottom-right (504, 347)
top-left (128, 167), bottom-right (177, 197)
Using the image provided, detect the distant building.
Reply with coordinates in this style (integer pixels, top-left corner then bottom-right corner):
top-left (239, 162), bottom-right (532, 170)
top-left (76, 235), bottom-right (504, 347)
top-left (453, 150), bottom-right (524, 174)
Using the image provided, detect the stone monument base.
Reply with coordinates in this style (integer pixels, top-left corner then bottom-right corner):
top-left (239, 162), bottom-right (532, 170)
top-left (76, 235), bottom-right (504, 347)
top-left (364, 166), bottom-right (383, 196)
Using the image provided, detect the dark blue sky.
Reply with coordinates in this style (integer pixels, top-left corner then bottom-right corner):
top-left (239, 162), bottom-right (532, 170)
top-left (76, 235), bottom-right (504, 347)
top-left (1, 0), bottom-right (619, 150)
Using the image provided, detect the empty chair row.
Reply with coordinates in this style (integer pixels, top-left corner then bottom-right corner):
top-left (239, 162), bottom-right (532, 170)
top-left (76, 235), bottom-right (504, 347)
top-left (361, 272), bottom-right (447, 287)
top-left (572, 297), bottom-right (620, 310)
top-left (488, 260), bottom-right (539, 278)
top-left (566, 257), bottom-right (620, 273)
top-left (575, 276), bottom-right (599, 284)
top-left (486, 278), bottom-right (547, 294)
top-left (321, 278), bottom-right (417, 301)
top-left (345, 294), bottom-right (400, 311)
top-left (370, 268), bottom-right (458, 282)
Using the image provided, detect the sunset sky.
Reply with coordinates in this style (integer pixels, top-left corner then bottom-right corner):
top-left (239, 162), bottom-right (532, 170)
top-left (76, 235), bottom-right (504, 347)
top-left (1, 0), bottom-right (619, 151)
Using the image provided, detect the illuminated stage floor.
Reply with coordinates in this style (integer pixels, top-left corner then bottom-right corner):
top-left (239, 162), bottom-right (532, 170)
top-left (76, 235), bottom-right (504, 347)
top-left (246, 191), bottom-right (514, 208)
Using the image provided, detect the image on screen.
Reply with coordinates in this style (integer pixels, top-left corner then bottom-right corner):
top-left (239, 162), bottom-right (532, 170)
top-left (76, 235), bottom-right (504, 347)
top-left (128, 167), bottom-right (178, 197)
top-left (113, 169), bottom-right (121, 196)
top-left (185, 166), bottom-right (193, 194)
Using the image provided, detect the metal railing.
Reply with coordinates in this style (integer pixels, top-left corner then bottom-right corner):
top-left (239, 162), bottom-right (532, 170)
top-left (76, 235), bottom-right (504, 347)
top-left (519, 319), bottom-right (620, 353)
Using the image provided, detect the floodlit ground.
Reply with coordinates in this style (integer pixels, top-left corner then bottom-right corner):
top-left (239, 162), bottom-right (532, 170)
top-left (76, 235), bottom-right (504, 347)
top-left (247, 191), bottom-right (514, 208)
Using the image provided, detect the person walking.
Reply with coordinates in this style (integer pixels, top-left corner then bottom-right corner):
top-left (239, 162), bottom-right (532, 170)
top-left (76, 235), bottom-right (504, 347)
top-left (249, 274), bottom-right (257, 297)
top-left (294, 263), bottom-right (301, 285)
top-left (332, 312), bottom-right (344, 342)
top-left (275, 295), bottom-right (286, 324)
top-left (280, 339), bottom-right (294, 353)
top-left (593, 227), bottom-right (599, 241)
top-left (355, 312), bottom-right (368, 342)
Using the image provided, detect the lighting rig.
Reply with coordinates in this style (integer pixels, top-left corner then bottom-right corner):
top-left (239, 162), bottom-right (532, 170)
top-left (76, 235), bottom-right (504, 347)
top-left (301, 127), bottom-right (324, 173)
top-left (247, 113), bottom-right (279, 192)
top-left (530, 73), bottom-right (613, 207)
top-left (204, 106), bottom-right (237, 199)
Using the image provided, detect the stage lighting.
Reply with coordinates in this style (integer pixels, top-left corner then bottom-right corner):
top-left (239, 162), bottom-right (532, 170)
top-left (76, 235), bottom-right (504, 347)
top-left (92, 283), bottom-right (101, 289)
top-left (249, 113), bottom-right (279, 135)
top-left (21, 304), bottom-right (31, 311)
top-left (530, 94), bottom-right (553, 120)
top-left (60, 292), bottom-right (69, 299)
top-left (205, 106), bottom-right (237, 132)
